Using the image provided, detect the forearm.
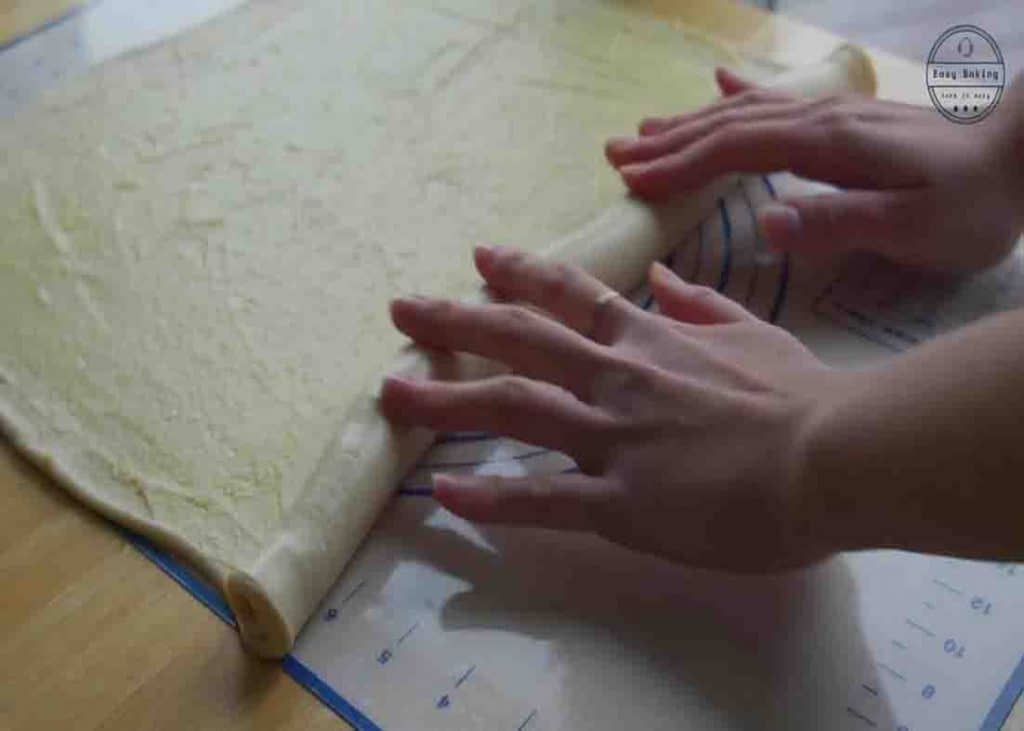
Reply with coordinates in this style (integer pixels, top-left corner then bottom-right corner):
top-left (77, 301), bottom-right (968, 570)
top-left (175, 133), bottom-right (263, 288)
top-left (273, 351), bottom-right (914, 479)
top-left (802, 308), bottom-right (1024, 560)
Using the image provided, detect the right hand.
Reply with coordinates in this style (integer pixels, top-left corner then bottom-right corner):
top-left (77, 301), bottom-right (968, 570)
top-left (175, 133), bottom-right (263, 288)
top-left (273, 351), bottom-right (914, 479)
top-left (382, 246), bottom-right (840, 573)
top-left (605, 68), bottom-right (1024, 272)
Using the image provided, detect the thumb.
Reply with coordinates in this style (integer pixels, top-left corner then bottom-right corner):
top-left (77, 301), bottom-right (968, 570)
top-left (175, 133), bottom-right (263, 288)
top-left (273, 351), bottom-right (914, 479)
top-left (757, 189), bottom-right (920, 257)
top-left (648, 261), bottom-right (755, 325)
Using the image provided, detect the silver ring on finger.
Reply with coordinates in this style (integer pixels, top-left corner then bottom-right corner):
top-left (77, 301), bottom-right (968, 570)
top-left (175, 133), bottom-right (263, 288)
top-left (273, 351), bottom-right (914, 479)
top-left (588, 289), bottom-right (621, 340)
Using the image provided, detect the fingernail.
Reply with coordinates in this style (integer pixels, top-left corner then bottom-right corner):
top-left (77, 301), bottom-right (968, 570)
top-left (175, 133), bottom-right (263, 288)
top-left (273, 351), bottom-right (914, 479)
top-left (650, 260), bottom-right (671, 280)
top-left (378, 372), bottom-right (413, 401)
top-left (758, 203), bottom-right (801, 247)
top-left (474, 244), bottom-right (495, 269)
top-left (394, 294), bottom-right (429, 308)
top-left (606, 136), bottom-right (634, 152)
top-left (638, 119), bottom-right (661, 134)
top-left (619, 164), bottom-right (648, 186)
top-left (432, 473), bottom-right (456, 495)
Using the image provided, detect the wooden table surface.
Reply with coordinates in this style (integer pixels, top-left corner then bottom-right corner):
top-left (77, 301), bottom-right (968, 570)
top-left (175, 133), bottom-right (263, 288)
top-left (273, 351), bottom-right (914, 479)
top-left (0, 1), bottom-right (1020, 729)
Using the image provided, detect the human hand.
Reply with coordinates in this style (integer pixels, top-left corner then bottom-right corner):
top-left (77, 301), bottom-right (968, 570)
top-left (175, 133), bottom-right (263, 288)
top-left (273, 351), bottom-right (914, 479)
top-left (381, 246), bottom-right (846, 572)
top-left (605, 69), bottom-right (1024, 272)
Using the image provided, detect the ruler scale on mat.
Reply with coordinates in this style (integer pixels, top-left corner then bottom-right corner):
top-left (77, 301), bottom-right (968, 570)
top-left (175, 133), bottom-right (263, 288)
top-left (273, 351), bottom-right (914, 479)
top-left (134, 172), bottom-right (1024, 731)
top-left (2, 2), bottom-right (1022, 730)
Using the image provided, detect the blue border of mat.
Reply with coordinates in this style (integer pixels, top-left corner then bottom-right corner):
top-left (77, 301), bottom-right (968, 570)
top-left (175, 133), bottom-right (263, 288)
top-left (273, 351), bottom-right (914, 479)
top-left (981, 653), bottom-right (1024, 730)
top-left (282, 656), bottom-right (384, 731)
top-left (123, 531), bottom-right (383, 731)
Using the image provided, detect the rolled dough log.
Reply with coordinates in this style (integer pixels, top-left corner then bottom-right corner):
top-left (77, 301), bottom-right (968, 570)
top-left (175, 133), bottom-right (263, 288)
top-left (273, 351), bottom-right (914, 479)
top-left (0, 0), bottom-right (874, 658)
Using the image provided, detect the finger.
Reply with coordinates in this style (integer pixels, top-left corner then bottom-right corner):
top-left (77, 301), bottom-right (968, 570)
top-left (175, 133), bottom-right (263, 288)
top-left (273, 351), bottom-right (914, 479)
top-left (619, 119), bottom-right (824, 199)
top-left (390, 296), bottom-right (616, 401)
top-left (648, 261), bottom-right (755, 324)
top-left (379, 375), bottom-right (612, 466)
top-left (636, 85), bottom-right (792, 137)
top-left (474, 245), bottom-right (642, 344)
top-left (433, 471), bottom-right (618, 532)
top-left (756, 189), bottom-right (924, 258)
top-left (715, 66), bottom-right (754, 96)
top-left (607, 99), bottom-right (814, 168)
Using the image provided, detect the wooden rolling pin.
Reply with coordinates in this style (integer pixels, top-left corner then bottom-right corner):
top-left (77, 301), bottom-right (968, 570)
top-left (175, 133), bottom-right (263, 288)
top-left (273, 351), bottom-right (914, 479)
top-left (228, 43), bottom-right (877, 658)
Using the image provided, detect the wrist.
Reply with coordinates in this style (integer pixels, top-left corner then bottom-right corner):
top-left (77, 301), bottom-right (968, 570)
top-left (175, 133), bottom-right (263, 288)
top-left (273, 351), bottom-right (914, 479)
top-left (991, 74), bottom-right (1024, 219)
top-left (788, 367), bottom-right (885, 557)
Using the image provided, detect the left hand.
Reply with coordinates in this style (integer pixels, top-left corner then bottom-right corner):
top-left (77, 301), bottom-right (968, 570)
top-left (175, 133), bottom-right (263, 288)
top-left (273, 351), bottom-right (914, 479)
top-left (604, 68), bottom-right (1024, 273)
top-left (380, 246), bottom-right (845, 572)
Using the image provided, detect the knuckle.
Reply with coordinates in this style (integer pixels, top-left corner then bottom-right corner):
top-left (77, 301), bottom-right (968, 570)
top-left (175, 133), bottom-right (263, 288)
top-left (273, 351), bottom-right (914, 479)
top-left (588, 413), bottom-right (626, 451)
top-left (699, 129), bottom-right (732, 160)
top-left (669, 320), bottom-right (701, 340)
top-left (745, 89), bottom-right (787, 106)
top-left (735, 89), bottom-right (760, 105)
top-left (812, 106), bottom-right (862, 141)
top-left (492, 375), bottom-right (533, 405)
top-left (714, 109), bottom-right (742, 130)
top-left (495, 302), bottom-right (538, 329)
top-left (740, 89), bottom-right (770, 105)
top-left (618, 361), bottom-right (664, 394)
top-left (816, 94), bottom-right (845, 109)
top-left (712, 120), bottom-right (739, 141)
top-left (592, 356), bottom-right (662, 403)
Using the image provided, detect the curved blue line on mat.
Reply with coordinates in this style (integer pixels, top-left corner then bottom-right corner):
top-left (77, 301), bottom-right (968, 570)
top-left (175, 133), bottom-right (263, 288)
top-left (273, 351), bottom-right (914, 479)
top-left (760, 175), bottom-right (790, 324)
top-left (282, 656), bottom-right (385, 731)
top-left (768, 254), bottom-right (791, 324)
top-left (397, 485), bottom-right (435, 497)
top-left (737, 179), bottom-right (762, 307)
top-left (435, 431), bottom-right (499, 444)
top-left (716, 198), bottom-right (732, 293)
top-left (418, 446), bottom-right (553, 470)
top-left (689, 220), bottom-right (704, 284)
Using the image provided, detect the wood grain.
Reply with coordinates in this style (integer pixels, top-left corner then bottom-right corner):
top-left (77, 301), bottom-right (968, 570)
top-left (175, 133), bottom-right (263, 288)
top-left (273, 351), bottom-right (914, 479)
top-left (0, 1), bottom-right (1019, 729)
top-left (0, 443), bottom-right (347, 731)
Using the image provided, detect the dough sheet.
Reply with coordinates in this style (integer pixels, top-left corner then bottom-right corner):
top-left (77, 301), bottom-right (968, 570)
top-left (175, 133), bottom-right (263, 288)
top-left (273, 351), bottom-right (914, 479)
top-left (1, 0), bottom-right (738, 654)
